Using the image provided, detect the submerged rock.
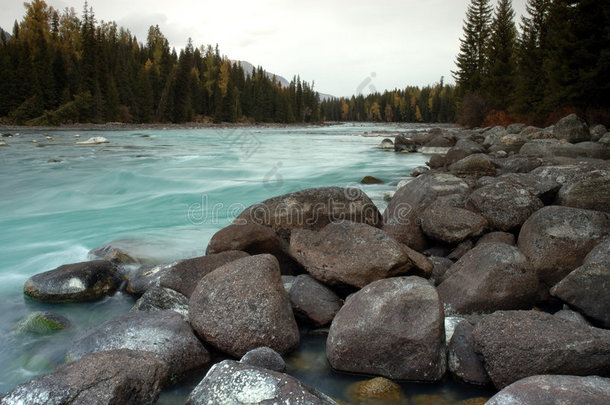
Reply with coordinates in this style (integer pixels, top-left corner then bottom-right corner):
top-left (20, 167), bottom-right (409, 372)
top-left (189, 254), bottom-right (299, 357)
top-left (14, 311), bottom-right (71, 335)
top-left (289, 221), bottom-right (413, 288)
top-left (185, 360), bottom-right (338, 405)
top-left (486, 375), bottom-right (610, 405)
top-left (75, 136), bottom-right (109, 145)
top-left (378, 138), bottom-right (394, 149)
top-left (360, 175), bottom-right (384, 184)
top-left (24, 260), bottom-right (121, 303)
top-left (345, 377), bottom-right (406, 404)
top-left (472, 310), bottom-right (610, 388)
top-left (0, 349), bottom-right (168, 405)
top-left (327, 276), bottom-right (446, 381)
top-left (67, 310), bottom-right (209, 378)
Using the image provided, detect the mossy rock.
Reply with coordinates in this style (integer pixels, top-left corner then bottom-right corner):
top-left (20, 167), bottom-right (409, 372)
top-left (10, 353), bottom-right (54, 374)
top-left (345, 377), bottom-right (406, 404)
top-left (15, 311), bottom-right (71, 334)
top-left (411, 394), bottom-right (455, 405)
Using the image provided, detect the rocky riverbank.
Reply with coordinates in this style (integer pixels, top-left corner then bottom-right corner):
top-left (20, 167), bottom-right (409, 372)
top-left (1, 113), bottom-right (609, 404)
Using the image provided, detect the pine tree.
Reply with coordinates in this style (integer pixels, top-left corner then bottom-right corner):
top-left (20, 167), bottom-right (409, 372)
top-left (453, 0), bottom-right (493, 97)
top-left (484, 0), bottom-right (517, 111)
top-left (513, 0), bottom-right (550, 116)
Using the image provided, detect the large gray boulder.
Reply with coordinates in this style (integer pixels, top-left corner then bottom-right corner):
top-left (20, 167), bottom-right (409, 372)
top-left (449, 153), bottom-right (497, 178)
top-left (420, 199), bottom-right (487, 244)
top-left (189, 254), bottom-right (299, 357)
top-left (206, 223), bottom-right (281, 255)
top-left (486, 375), bottom-right (610, 405)
top-left (477, 172), bottom-right (561, 203)
top-left (550, 262), bottom-right (610, 328)
top-left (517, 206), bottom-right (609, 291)
top-left (520, 139), bottom-right (609, 159)
top-left (327, 276), bottom-right (446, 381)
top-left (438, 243), bottom-right (538, 314)
top-left (472, 310), bottom-right (610, 388)
top-left (497, 155), bottom-right (543, 174)
top-left (530, 163), bottom-right (608, 186)
top-left (186, 360), bottom-right (338, 405)
top-left (130, 286), bottom-right (189, 320)
top-left (66, 310), bottom-right (209, 378)
top-left (383, 173), bottom-right (470, 251)
top-left (553, 113), bottom-right (590, 143)
top-left (125, 262), bottom-right (173, 296)
top-left (235, 187), bottom-right (382, 241)
top-left (0, 350), bottom-right (168, 405)
top-left (288, 274), bottom-right (343, 327)
top-left (556, 170), bottom-right (610, 213)
top-left (24, 260), bottom-right (121, 303)
top-left (240, 347), bottom-right (286, 372)
top-left (289, 221), bottom-right (413, 288)
top-left (466, 184), bottom-right (543, 231)
top-left (159, 250), bottom-right (249, 298)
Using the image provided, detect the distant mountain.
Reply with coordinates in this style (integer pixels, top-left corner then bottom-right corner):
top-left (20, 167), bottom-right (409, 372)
top-left (232, 60), bottom-right (335, 101)
top-left (0, 27), bottom-right (11, 41)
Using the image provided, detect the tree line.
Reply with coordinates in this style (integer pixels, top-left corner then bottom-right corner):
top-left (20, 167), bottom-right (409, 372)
top-left (320, 81), bottom-right (457, 123)
top-left (453, 0), bottom-right (610, 127)
top-left (0, 1), bottom-right (321, 125)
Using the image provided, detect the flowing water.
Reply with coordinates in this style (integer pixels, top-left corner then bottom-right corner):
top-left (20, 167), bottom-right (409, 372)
top-left (0, 123), bottom-right (494, 403)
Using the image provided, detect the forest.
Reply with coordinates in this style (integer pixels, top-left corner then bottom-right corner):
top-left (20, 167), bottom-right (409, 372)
top-left (0, 0), bottom-right (608, 126)
top-left (0, 1), bottom-right (321, 125)
top-left (452, 0), bottom-right (610, 127)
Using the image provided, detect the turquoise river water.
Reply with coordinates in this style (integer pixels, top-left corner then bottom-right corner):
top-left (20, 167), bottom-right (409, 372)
top-left (0, 123), bottom-right (495, 403)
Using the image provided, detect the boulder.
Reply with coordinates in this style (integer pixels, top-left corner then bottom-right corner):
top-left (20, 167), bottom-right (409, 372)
top-left (189, 254), bottom-right (299, 357)
top-left (553, 113), bottom-right (590, 143)
top-left (394, 134), bottom-right (419, 152)
top-left (445, 139), bottom-right (485, 166)
top-left (554, 306), bottom-right (591, 325)
top-left (240, 347), bottom-right (286, 372)
top-left (378, 138), bottom-right (394, 149)
top-left (507, 123), bottom-right (527, 134)
top-left (289, 221), bottom-right (413, 288)
top-left (0, 350), bottom-right (168, 405)
top-left (584, 238), bottom-right (610, 266)
top-left (75, 136), bottom-right (109, 145)
top-left (383, 173), bottom-right (470, 251)
top-left (486, 374), bottom-right (610, 405)
top-left (235, 187), bottom-right (382, 241)
top-left (88, 244), bottom-right (137, 264)
top-left (447, 321), bottom-right (490, 385)
top-left (550, 262), bottom-right (610, 327)
top-left (488, 133), bottom-right (528, 154)
top-left (14, 311), bottom-right (71, 335)
top-left (344, 377), bottom-right (406, 404)
top-left (477, 172), bottom-right (561, 202)
top-left (206, 223), bottom-right (281, 255)
top-left (556, 170), bottom-right (610, 212)
top-left (403, 244), bottom-right (434, 278)
top-left (430, 256), bottom-right (455, 285)
top-left (449, 154), bottom-right (497, 178)
top-left (520, 139), bottom-right (610, 159)
top-left (600, 132), bottom-right (610, 144)
top-left (24, 260), bottom-right (121, 303)
top-left (327, 276), bottom-right (446, 380)
top-left (530, 163), bottom-right (607, 186)
top-left (288, 274), bottom-right (343, 327)
top-left (438, 243), bottom-right (538, 314)
top-left (421, 200), bottom-right (487, 244)
top-left (67, 310), bottom-right (209, 378)
top-left (497, 155), bottom-right (543, 174)
top-left (517, 206), bottom-right (609, 291)
top-left (125, 263), bottom-right (173, 296)
top-left (360, 175), bottom-right (384, 184)
top-left (472, 310), bottom-right (610, 388)
top-left (446, 239), bottom-right (474, 261)
top-left (427, 154), bottom-right (447, 169)
top-left (590, 124), bottom-right (607, 142)
top-left (411, 166), bottom-right (429, 177)
top-left (466, 184), bottom-right (543, 231)
top-left (159, 251), bottom-right (249, 298)
top-left (185, 360), bottom-right (338, 405)
top-left (130, 286), bottom-right (189, 320)
top-left (475, 231), bottom-right (515, 247)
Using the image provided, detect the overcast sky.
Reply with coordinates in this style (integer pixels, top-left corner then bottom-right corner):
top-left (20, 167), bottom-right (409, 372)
top-left (1, 0), bottom-right (529, 97)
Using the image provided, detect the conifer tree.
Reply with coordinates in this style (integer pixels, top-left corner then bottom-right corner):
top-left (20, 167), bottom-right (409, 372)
top-left (484, 0), bottom-right (517, 111)
top-left (453, 0), bottom-right (493, 97)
